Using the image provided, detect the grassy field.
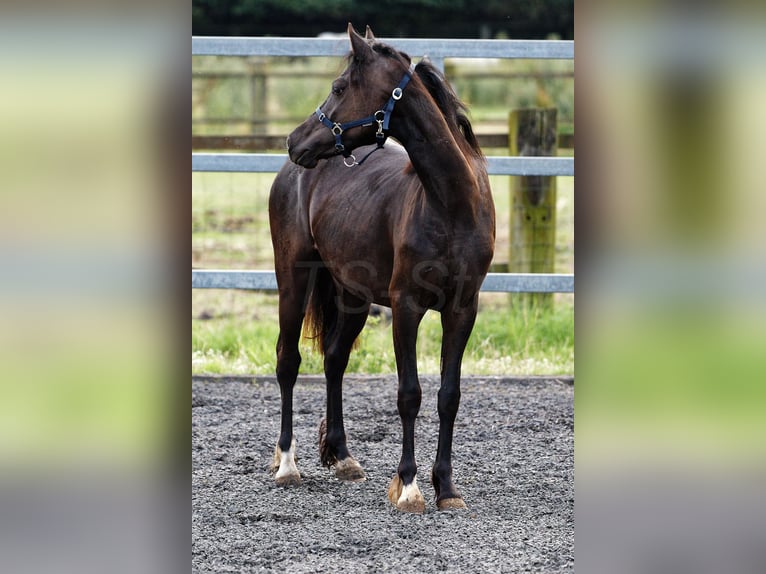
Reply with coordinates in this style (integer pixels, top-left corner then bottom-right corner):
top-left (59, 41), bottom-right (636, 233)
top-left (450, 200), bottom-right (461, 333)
top-left (193, 290), bottom-right (573, 376)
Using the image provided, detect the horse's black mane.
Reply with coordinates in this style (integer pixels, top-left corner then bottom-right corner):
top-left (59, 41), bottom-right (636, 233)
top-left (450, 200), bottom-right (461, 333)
top-left (413, 58), bottom-right (483, 158)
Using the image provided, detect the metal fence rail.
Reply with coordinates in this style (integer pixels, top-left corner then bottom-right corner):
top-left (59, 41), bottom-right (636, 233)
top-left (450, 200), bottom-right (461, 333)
top-left (192, 36), bottom-right (574, 60)
top-left (192, 36), bottom-right (574, 294)
top-left (192, 270), bottom-right (574, 294)
top-left (192, 153), bottom-right (574, 177)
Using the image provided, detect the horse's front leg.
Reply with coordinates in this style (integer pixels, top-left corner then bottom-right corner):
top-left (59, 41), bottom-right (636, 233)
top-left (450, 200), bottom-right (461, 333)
top-left (388, 299), bottom-right (426, 513)
top-left (431, 297), bottom-right (478, 509)
top-left (271, 267), bottom-right (311, 487)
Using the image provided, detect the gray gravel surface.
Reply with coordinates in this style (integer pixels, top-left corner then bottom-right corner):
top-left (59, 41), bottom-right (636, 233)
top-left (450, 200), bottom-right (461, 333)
top-left (192, 374), bottom-right (573, 573)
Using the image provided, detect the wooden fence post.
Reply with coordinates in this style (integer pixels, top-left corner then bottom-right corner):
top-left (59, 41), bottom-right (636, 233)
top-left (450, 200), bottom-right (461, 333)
top-left (509, 108), bottom-right (558, 308)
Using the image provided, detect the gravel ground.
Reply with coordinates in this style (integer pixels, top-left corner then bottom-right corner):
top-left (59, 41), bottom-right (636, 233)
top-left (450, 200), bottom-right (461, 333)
top-left (192, 374), bottom-right (573, 573)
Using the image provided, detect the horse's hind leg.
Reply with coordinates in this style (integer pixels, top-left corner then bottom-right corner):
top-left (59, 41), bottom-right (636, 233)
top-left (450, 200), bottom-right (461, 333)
top-left (272, 263), bottom-right (313, 487)
top-left (431, 298), bottom-right (478, 510)
top-left (319, 291), bottom-right (369, 482)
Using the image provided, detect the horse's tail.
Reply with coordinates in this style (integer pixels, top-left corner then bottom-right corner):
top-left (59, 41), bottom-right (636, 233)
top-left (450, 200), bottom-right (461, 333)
top-left (302, 265), bottom-right (337, 354)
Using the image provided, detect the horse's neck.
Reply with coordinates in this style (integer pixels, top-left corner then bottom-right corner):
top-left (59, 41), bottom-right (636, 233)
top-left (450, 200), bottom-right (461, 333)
top-left (393, 97), bottom-right (481, 214)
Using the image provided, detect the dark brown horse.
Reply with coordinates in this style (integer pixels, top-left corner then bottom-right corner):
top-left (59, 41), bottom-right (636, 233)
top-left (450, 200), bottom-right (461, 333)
top-left (269, 24), bottom-right (495, 512)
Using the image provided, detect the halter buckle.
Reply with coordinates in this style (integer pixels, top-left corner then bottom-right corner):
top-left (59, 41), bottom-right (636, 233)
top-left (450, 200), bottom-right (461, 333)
top-left (331, 123), bottom-right (343, 136)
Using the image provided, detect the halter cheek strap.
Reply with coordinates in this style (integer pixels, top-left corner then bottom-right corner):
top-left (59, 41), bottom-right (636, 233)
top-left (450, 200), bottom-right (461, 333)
top-left (315, 66), bottom-right (413, 166)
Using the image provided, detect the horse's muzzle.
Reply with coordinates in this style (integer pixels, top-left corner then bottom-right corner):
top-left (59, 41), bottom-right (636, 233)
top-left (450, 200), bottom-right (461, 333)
top-left (288, 145), bottom-right (320, 169)
top-left (287, 120), bottom-right (337, 168)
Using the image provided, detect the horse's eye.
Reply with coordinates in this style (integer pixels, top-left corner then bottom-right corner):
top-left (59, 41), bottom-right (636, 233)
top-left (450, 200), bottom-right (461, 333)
top-left (331, 80), bottom-right (346, 96)
top-left (332, 86), bottom-right (344, 95)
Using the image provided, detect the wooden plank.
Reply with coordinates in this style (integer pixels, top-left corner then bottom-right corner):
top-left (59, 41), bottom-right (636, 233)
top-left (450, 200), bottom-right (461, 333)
top-left (192, 135), bottom-right (287, 151)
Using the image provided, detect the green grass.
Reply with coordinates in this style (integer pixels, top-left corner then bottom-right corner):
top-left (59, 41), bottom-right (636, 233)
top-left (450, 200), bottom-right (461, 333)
top-left (0, 306), bottom-right (171, 467)
top-left (193, 291), bottom-right (573, 375)
top-left (577, 309), bottom-right (766, 463)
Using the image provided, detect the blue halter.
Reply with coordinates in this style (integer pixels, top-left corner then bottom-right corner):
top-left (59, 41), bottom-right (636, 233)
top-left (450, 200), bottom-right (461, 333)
top-left (315, 66), bottom-right (414, 167)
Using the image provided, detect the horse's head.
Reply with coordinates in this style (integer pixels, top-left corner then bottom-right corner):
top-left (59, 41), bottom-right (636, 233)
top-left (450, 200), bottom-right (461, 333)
top-left (287, 24), bottom-right (412, 168)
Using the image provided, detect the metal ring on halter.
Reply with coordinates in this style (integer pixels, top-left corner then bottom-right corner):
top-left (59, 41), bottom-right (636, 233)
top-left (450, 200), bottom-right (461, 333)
top-left (392, 87), bottom-right (403, 100)
top-left (331, 124), bottom-right (343, 136)
top-left (373, 110), bottom-right (386, 137)
top-left (343, 155), bottom-right (357, 167)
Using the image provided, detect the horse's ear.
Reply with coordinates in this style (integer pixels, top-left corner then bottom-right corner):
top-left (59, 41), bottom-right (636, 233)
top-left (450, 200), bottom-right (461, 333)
top-left (348, 22), bottom-right (372, 61)
top-left (364, 26), bottom-right (376, 40)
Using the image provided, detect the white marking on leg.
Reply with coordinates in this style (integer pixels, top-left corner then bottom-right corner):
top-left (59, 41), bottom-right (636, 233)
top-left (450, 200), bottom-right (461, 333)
top-left (274, 438), bottom-right (300, 485)
top-left (397, 477), bottom-right (423, 507)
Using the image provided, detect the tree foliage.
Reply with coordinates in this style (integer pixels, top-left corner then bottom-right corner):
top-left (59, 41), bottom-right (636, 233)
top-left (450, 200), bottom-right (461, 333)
top-left (192, 0), bottom-right (573, 39)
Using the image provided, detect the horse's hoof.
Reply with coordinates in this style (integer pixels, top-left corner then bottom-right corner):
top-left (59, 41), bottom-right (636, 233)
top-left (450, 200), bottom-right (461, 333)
top-left (388, 474), bottom-right (425, 513)
top-left (334, 457), bottom-right (366, 482)
top-left (437, 497), bottom-right (467, 510)
top-left (274, 472), bottom-right (302, 487)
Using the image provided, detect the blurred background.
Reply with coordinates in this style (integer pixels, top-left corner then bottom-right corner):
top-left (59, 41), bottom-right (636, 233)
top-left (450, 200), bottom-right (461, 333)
top-left (577, 2), bottom-right (766, 573)
top-left (0, 4), bottom-right (185, 574)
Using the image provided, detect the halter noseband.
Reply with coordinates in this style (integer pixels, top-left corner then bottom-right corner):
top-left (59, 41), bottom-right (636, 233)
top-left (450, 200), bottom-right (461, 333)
top-left (315, 66), bottom-right (414, 167)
